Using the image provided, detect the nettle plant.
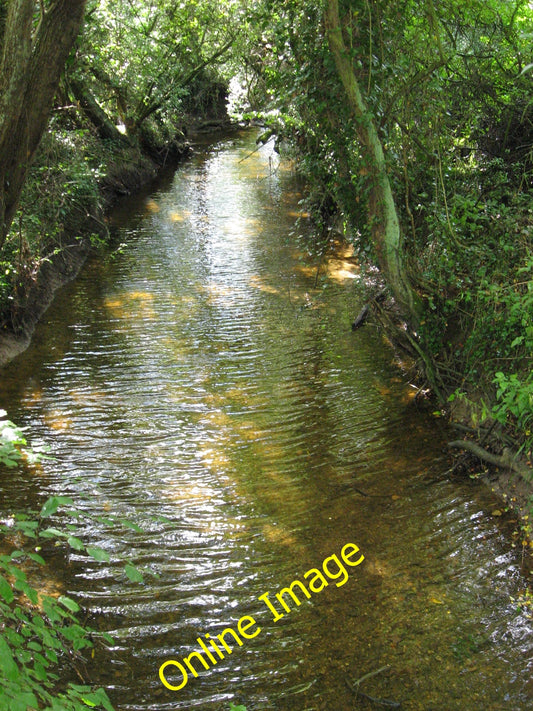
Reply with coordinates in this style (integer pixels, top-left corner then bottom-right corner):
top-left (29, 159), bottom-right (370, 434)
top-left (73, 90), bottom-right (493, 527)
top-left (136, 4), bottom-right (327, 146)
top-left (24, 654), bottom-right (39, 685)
top-left (0, 411), bottom-right (145, 711)
top-left (492, 371), bottom-right (533, 457)
top-left (0, 411), bottom-right (48, 469)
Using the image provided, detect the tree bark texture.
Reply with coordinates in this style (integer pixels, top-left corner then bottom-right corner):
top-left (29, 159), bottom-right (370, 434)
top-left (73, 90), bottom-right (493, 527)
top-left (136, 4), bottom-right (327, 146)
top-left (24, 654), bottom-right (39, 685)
top-left (69, 76), bottom-right (129, 143)
top-left (324, 0), bottom-right (422, 326)
top-left (0, 0), bottom-right (86, 247)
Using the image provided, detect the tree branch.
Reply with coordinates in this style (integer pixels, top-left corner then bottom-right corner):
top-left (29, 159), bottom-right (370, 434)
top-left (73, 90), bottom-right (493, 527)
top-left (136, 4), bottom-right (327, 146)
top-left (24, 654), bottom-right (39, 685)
top-left (448, 440), bottom-right (533, 481)
top-left (135, 37), bottom-right (234, 128)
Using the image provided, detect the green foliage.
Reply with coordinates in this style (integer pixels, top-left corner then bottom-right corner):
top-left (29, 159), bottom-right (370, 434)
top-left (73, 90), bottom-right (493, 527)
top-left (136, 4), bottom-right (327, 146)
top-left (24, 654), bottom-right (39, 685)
top-left (0, 415), bottom-right (149, 710)
top-left (228, 704), bottom-right (247, 711)
top-left (0, 481), bottom-right (149, 710)
top-left (235, 0), bottom-right (533, 451)
top-left (0, 117), bottom-right (109, 323)
top-left (0, 410), bottom-right (50, 468)
top-left (492, 371), bottom-right (533, 453)
top-left (419, 249), bottom-right (533, 369)
top-left (77, 0), bottom-right (241, 133)
top-left (0, 499), bottom-right (116, 711)
top-left (0, 414), bottom-right (27, 469)
top-left (15, 118), bottom-right (103, 243)
top-left (0, 0), bottom-right (247, 326)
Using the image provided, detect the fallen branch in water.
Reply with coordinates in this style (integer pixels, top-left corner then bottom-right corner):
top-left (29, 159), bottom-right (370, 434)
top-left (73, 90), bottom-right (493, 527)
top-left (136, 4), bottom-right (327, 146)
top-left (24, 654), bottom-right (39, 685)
top-left (345, 665), bottom-right (402, 708)
top-left (356, 690), bottom-right (402, 708)
top-left (351, 485), bottom-right (392, 499)
top-left (351, 288), bottom-right (388, 331)
top-left (237, 134), bottom-right (275, 163)
top-left (448, 440), bottom-right (533, 482)
top-left (352, 665), bottom-right (391, 686)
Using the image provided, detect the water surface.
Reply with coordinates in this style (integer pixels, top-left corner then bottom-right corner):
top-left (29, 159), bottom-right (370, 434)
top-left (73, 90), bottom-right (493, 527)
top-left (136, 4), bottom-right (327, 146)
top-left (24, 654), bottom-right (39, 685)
top-left (0, 131), bottom-right (531, 710)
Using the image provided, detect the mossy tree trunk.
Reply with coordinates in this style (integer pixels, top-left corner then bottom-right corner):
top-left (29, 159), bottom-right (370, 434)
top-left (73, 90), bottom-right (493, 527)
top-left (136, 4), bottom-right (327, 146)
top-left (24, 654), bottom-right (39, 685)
top-left (324, 0), bottom-right (422, 327)
top-left (69, 76), bottom-right (129, 143)
top-left (0, 0), bottom-right (86, 248)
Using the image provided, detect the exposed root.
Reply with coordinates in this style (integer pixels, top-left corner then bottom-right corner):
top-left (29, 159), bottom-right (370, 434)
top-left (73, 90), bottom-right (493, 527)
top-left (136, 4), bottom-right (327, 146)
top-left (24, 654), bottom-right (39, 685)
top-left (448, 440), bottom-right (533, 483)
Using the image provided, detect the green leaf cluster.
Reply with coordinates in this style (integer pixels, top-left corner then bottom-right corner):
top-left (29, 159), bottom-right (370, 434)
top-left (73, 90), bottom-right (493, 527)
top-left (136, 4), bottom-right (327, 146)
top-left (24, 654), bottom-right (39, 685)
top-left (492, 372), bottom-right (533, 453)
top-left (238, 0), bottom-right (533, 447)
top-left (0, 508), bottom-right (115, 711)
top-left (0, 410), bottom-right (50, 469)
top-left (0, 440), bottom-right (146, 710)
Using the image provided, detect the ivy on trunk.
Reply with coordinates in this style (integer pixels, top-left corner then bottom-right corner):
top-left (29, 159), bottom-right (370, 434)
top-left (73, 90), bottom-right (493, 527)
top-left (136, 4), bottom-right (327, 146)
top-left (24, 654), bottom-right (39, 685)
top-left (324, 0), bottom-right (422, 327)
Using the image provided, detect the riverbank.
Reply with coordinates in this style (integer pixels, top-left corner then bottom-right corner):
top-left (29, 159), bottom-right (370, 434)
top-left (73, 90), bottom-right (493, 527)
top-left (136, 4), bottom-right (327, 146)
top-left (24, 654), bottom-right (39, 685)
top-left (0, 139), bottom-right (187, 368)
top-left (0, 113), bottom-right (240, 369)
top-left (362, 269), bottom-right (533, 549)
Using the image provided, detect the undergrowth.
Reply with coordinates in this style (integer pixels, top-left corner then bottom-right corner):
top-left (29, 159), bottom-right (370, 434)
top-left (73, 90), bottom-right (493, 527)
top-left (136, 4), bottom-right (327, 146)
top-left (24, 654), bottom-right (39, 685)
top-left (0, 410), bottom-right (150, 711)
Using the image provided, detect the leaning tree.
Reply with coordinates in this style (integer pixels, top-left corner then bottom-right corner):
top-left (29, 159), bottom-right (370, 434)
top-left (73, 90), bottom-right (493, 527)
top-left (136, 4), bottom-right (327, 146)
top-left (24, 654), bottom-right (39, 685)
top-left (0, 0), bottom-right (87, 249)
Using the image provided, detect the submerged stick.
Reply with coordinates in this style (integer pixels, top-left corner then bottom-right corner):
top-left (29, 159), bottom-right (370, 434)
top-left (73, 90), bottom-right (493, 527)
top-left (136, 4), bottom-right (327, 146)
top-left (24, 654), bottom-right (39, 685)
top-left (351, 485), bottom-right (391, 499)
top-left (357, 690), bottom-right (401, 708)
top-left (351, 303), bottom-right (370, 330)
top-left (352, 665), bottom-right (391, 687)
top-left (351, 289), bottom-right (386, 331)
top-left (237, 134), bottom-right (275, 163)
top-left (345, 665), bottom-right (401, 708)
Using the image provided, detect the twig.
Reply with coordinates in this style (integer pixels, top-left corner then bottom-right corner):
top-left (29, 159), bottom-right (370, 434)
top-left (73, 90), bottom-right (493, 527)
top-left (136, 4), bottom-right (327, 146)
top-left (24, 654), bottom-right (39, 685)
top-left (351, 486), bottom-right (391, 499)
top-left (237, 134), bottom-right (275, 163)
top-left (352, 304), bottom-right (370, 330)
top-left (448, 440), bottom-right (533, 481)
top-left (357, 690), bottom-right (401, 708)
top-left (351, 665), bottom-right (391, 687)
top-left (345, 665), bottom-right (401, 709)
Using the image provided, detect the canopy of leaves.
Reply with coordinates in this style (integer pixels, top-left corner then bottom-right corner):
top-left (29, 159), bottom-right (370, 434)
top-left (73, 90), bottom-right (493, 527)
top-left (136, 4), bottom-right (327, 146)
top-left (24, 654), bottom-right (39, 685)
top-left (237, 0), bottom-right (533, 449)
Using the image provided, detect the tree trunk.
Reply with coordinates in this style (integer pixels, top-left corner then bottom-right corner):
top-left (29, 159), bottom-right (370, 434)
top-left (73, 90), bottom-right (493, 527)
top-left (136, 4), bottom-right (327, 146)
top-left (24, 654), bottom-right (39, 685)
top-left (89, 64), bottom-right (132, 132)
top-left (70, 76), bottom-right (128, 143)
top-left (324, 0), bottom-right (422, 326)
top-left (0, 0), bottom-right (86, 248)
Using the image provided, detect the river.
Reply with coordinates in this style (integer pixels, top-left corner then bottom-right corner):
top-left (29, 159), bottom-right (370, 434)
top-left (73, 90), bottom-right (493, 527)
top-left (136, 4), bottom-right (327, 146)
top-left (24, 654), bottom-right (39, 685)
top-left (0, 130), bottom-right (531, 710)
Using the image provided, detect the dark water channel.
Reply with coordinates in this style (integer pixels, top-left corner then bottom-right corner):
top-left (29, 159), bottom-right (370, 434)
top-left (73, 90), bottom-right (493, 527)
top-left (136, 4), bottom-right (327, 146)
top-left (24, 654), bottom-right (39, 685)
top-left (0, 131), bottom-right (531, 710)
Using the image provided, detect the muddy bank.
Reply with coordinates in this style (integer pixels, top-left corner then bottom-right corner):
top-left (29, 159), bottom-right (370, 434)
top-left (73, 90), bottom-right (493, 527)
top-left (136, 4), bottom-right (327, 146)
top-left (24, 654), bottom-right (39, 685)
top-left (359, 282), bottom-right (533, 544)
top-left (0, 238), bottom-right (91, 367)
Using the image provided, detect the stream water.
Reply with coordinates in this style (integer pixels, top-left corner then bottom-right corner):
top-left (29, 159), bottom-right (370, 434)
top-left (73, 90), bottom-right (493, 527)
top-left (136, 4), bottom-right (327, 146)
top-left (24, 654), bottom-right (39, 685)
top-left (0, 130), bottom-right (531, 710)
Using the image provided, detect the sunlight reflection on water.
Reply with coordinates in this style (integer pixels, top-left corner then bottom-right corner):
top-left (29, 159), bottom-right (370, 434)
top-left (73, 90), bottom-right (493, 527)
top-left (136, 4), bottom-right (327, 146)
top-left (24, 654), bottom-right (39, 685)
top-left (0, 131), bottom-right (531, 710)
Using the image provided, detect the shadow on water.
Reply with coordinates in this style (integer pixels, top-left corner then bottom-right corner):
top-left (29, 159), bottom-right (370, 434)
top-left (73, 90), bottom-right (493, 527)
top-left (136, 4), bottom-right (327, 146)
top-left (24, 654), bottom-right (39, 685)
top-left (0, 130), bottom-right (531, 710)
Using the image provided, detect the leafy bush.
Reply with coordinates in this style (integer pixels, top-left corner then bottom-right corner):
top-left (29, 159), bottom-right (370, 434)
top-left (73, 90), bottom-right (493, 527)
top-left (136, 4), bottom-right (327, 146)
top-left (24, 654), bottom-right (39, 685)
top-left (0, 411), bottom-right (49, 468)
top-left (492, 371), bottom-right (533, 455)
top-left (1, 412), bottom-right (117, 710)
top-left (0, 499), bottom-right (117, 711)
